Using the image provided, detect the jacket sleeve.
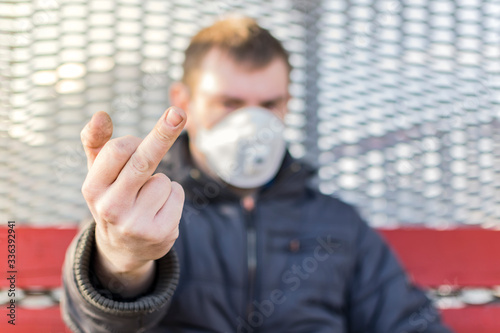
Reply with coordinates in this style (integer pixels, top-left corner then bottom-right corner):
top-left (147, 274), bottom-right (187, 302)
top-left (347, 218), bottom-right (453, 333)
top-left (61, 221), bottom-right (179, 333)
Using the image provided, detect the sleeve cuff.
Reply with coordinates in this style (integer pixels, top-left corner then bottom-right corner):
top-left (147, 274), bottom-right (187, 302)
top-left (73, 221), bottom-right (179, 315)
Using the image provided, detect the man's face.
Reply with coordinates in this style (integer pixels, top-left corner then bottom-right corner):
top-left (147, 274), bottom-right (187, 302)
top-left (185, 48), bottom-right (290, 138)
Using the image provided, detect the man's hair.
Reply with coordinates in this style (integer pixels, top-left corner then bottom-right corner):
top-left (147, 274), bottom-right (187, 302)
top-left (182, 16), bottom-right (291, 89)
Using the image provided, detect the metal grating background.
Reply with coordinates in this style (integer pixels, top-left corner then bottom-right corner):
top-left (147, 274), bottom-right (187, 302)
top-left (1, 0), bottom-right (499, 227)
top-left (315, 0), bottom-right (500, 228)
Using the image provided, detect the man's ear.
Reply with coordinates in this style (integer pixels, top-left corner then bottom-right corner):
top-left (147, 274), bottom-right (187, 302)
top-left (169, 82), bottom-right (191, 113)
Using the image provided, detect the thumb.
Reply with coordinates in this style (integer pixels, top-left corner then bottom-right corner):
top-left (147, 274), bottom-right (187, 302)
top-left (81, 111), bottom-right (113, 170)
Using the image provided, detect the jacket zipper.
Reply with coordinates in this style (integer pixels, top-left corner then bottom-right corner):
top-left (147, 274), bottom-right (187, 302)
top-left (242, 197), bottom-right (257, 319)
top-left (240, 163), bottom-right (300, 322)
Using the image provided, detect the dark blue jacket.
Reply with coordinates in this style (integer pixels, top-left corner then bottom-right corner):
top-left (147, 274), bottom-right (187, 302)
top-left (62, 133), bottom-right (452, 333)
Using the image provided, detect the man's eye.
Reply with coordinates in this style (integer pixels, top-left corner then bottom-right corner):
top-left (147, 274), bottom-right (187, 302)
top-left (223, 100), bottom-right (241, 109)
top-left (262, 102), bottom-right (276, 109)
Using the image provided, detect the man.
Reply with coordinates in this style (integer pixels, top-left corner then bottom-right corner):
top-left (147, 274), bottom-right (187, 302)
top-left (61, 17), bottom-right (452, 332)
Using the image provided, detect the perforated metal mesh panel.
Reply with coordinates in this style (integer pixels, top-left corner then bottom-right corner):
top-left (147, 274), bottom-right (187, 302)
top-left (1, 0), bottom-right (499, 227)
top-left (316, 0), bottom-right (500, 227)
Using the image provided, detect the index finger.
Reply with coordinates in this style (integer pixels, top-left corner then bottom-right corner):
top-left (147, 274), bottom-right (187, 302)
top-left (114, 106), bottom-right (186, 191)
top-left (81, 111), bottom-right (113, 170)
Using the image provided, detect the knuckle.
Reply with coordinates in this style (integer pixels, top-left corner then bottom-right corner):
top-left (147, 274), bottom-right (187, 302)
top-left (149, 232), bottom-right (167, 245)
top-left (130, 153), bottom-right (152, 174)
top-left (117, 224), bottom-right (137, 239)
top-left (108, 139), bottom-right (126, 155)
top-left (152, 172), bottom-right (170, 182)
top-left (95, 201), bottom-right (120, 224)
top-left (106, 136), bottom-right (140, 159)
top-left (119, 223), bottom-right (160, 243)
top-left (171, 225), bottom-right (180, 240)
top-left (81, 180), bottom-right (92, 198)
top-left (171, 181), bottom-right (184, 194)
top-left (153, 125), bottom-right (174, 144)
top-left (151, 173), bottom-right (172, 189)
top-left (161, 225), bottom-right (179, 247)
top-left (170, 181), bottom-right (185, 200)
top-left (81, 179), bottom-right (98, 201)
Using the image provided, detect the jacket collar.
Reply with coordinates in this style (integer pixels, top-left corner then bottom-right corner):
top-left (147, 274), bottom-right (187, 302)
top-left (157, 132), bottom-right (315, 204)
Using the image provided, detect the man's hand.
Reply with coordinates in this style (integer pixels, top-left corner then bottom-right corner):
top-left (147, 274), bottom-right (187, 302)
top-left (80, 107), bottom-right (186, 297)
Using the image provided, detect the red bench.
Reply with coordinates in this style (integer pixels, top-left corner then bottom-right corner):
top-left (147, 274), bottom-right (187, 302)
top-left (379, 228), bottom-right (500, 333)
top-left (1, 226), bottom-right (499, 332)
top-left (0, 226), bottom-right (76, 333)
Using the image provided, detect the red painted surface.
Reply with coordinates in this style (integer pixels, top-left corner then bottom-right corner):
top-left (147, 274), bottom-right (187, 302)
top-left (0, 306), bottom-right (72, 333)
top-left (441, 307), bottom-right (500, 333)
top-left (1, 226), bottom-right (499, 332)
top-left (0, 227), bottom-right (77, 288)
top-left (0, 305), bottom-right (494, 333)
top-left (380, 228), bottom-right (500, 333)
top-left (379, 228), bottom-right (500, 287)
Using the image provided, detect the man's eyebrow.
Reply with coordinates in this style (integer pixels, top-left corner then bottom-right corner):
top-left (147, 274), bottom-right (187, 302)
top-left (203, 93), bottom-right (244, 102)
top-left (260, 96), bottom-right (287, 104)
top-left (218, 95), bottom-right (245, 102)
top-left (204, 93), bottom-right (287, 104)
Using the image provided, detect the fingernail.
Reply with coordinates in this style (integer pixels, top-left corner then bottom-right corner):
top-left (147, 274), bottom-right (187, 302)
top-left (166, 107), bottom-right (183, 127)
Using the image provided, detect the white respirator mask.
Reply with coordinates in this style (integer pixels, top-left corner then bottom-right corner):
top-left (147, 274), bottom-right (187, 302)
top-left (195, 106), bottom-right (287, 189)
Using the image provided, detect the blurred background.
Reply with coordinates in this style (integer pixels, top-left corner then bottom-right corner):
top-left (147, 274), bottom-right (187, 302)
top-left (1, 0), bottom-right (499, 228)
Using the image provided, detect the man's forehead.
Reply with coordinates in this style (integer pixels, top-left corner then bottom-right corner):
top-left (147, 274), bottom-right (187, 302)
top-left (194, 48), bottom-right (289, 99)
